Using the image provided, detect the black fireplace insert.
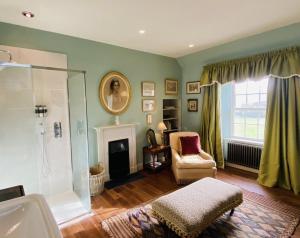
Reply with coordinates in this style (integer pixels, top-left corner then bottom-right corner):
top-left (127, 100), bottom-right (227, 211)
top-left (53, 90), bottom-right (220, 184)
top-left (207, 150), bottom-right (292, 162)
top-left (108, 139), bottom-right (129, 180)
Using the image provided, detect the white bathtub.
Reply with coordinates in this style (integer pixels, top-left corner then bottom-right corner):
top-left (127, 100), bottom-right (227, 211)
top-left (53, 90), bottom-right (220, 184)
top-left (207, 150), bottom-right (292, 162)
top-left (0, 194), bottom-right (62, 238)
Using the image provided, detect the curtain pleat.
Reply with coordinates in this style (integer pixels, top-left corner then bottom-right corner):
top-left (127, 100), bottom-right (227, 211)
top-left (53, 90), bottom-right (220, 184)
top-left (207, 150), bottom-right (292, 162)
top-left (258, 77), bottom-right (300, 194)
top-left (200, 83), bottom-right (224, 168)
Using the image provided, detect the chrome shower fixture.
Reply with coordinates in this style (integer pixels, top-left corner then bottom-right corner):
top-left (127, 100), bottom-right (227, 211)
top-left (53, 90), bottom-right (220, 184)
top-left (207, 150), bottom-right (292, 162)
top-left (35, 105), bottom-right (48, 117)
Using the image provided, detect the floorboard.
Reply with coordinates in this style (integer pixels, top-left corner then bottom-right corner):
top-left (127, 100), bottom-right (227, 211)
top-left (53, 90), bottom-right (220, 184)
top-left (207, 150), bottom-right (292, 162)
top-left (60, 167), bottom-right (300, 238)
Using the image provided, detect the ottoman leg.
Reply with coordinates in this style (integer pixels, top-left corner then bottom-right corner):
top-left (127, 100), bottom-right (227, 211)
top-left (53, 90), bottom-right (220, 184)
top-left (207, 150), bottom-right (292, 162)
top-left (229, 208), bottom-right (235, 216)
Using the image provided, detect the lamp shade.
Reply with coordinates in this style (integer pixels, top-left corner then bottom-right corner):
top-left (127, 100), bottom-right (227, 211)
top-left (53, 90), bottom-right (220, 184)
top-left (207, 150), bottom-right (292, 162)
top-left (157, 121), bottom-right (167, 131)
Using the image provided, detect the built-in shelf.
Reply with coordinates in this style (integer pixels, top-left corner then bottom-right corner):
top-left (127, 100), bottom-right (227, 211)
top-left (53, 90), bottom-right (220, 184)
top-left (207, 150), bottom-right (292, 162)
top-left (163, 117), bottom-right (177, 121)
top-left (163, 99), bottom-right (181, 145)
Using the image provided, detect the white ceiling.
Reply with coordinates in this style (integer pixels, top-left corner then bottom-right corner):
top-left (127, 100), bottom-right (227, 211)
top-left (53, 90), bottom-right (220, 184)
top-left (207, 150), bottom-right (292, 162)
top-left (1, 0), bottom-right (300, 58)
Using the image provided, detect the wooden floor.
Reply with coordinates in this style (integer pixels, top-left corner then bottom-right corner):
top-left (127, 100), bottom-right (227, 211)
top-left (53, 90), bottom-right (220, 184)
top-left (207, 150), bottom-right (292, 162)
top-left (61, 167), bottom-right (300, 238)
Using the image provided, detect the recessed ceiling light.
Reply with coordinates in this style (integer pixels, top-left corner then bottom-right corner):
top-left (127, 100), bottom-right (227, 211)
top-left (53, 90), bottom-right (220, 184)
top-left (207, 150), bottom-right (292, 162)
top-left (22, 11), bottom-right (34, 18)
top-left (139, 30), bottom-right (146, 34)
top-left (189, 44), bottom-right (194, 48)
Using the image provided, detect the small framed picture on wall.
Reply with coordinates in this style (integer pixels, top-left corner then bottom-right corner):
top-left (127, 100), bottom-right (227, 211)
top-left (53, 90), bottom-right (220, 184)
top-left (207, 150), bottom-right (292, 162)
top-left (165, 79), bottom-right (178, 95)
top-left (142, 99), bottom-right (155, 112)
top-left (186, 81), bottom-right (201, 94)
top-left (187, 99), bottom-right (198, 112)
top-left (141, 81), bottom-right (155, 97)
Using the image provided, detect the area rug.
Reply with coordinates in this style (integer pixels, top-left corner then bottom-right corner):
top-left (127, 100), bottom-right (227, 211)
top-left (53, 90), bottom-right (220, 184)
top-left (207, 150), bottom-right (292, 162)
top-left (101, 190), bottom-right (300, 238)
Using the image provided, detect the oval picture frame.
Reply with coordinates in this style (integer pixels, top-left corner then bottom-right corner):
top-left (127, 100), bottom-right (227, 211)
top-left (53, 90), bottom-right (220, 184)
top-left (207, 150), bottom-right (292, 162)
top-left (99, 71), bottom-right (131, 115)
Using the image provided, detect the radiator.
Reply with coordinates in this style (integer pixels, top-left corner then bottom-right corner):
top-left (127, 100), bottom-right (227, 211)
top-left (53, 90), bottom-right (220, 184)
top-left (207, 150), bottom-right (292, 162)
top-left (227, 141), bottom-right (262, 170)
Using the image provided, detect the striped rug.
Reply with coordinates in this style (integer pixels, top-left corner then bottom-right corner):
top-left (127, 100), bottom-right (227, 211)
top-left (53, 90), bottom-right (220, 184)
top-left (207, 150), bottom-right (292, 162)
top-left (101, 190), bottom-right (300, 238)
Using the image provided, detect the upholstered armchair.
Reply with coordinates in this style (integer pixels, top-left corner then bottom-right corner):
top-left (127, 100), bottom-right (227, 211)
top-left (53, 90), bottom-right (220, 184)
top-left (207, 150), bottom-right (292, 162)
top-left (169, 132), bottom-right (217, 184)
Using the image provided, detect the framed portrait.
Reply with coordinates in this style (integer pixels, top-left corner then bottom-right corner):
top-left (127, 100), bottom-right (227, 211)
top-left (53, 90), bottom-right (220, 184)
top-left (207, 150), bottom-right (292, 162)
top-left (165, 79), bottom-right (178, 95)
top-left (141, 81), bottom-right (155, 97)
top-left (142, 99), bottom-right (155, 112)
top-left (99, 71), bottom-right (131, 115)
top-left (187, 99), bottom-right (198, 112)
top-left (186, 81), bottom-right (201, 94)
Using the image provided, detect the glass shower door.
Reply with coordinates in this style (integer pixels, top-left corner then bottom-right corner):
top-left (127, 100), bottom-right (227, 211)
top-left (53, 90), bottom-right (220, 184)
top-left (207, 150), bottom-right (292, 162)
top-left (68, 72), bottom-right (91, 211)
top-left (0, 65), bottom-right (40, 194)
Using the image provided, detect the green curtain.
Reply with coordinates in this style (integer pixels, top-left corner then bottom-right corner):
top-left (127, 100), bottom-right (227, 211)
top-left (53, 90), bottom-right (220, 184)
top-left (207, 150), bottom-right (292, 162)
top-left (200, 83), bottom-right (224, 168)
top-left (258, 76), bottom-right (300, 194)
top-left (198, 46), bottom-right (300, 193)
top-left (200, 47), bottom-right (300, 86)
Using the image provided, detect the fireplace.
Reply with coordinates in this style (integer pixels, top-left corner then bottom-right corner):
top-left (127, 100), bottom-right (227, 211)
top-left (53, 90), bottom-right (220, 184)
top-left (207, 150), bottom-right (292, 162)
top-left (95, 124), bottom-right (137, 182)
top-left (108, 139), bottom-right (129, 179)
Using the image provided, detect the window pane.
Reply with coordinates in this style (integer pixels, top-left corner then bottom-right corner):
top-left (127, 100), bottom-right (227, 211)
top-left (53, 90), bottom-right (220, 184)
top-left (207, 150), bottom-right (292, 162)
top-left (259, 93), bottom-right (267, 107)
top-left (232, 78), bottom-right (268, 141)
top-left (234, 110), bottom-right (244, 123)
top-left (247, 94), bottom-right (259, 107)
top-left (247, 81), bottom-right (257, 94)
top-left (258, 111), bottom-right (265, 125)
top-left (259, 78), bottom-right (269, 93)
top-left (236, 95), bottom-right (246, 108)
top-left (234, 123), bottom-right (244, 137)
top-left (245, 124), bottom-right (258, 139)
top-left (245, 110), bottom-right (258, 124)
top-left (258, 125), bottom-right (265, 140)
top-left (235, 81), bottom-right (247, 94)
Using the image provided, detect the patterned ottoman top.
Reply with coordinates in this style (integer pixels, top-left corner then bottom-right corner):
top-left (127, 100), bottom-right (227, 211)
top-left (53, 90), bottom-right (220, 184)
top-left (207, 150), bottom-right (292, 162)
top-left (151, 177), bottom-right (243, 238)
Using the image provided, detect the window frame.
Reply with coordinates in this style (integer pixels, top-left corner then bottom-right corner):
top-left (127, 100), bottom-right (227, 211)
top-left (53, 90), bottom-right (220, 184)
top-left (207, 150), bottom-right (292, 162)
top-left (231, 78), bottom-right (268, 142)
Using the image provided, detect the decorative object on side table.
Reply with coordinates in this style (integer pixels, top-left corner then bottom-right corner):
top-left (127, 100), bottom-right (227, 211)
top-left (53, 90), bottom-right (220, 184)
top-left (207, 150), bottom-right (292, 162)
top-left (99, 71), bottom-right (131, 115)
top-left (157, 121), bottom-right (167, 145)
top-left (186, 81), bottom-right (201, 94)
top-left (141, 81), bottom-right (155, 97)
top-left (187, 99), bottom-right (198, 112)
top-left (146, 128), bottom-right (158, 148)
top-left (165, 79), bottom-right (178, 95)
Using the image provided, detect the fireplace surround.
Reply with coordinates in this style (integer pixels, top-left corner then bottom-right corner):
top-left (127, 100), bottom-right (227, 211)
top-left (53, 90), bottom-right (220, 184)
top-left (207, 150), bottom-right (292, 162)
top-left (95, 124), bottom-right (137, 181)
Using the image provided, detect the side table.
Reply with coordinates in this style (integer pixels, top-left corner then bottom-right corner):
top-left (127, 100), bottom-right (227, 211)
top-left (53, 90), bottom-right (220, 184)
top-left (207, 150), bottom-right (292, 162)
top-left (143, 145), bottom-right (171, 172)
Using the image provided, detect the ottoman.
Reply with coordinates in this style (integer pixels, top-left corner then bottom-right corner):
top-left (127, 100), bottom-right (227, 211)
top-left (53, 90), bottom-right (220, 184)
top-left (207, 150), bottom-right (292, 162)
top-left (152, 177), bottom-right (243, 238)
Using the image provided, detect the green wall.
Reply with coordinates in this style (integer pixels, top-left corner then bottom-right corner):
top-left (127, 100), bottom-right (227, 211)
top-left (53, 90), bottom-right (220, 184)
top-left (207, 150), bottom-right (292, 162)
top-left (2, 21), bottom-right (300, 166)
top-left (0, 22), bottom-right (181, 167)
top-left (177, 22), bottom-right (300, 133)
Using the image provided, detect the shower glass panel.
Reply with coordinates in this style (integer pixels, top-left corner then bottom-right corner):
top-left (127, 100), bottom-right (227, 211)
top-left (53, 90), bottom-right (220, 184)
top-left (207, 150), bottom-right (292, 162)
top-left (0, 63), bottom-right (90, 224)
top-left (0, 65), bottom-right (40, 193)
top-left (68, 71), bottom-right (90, 211)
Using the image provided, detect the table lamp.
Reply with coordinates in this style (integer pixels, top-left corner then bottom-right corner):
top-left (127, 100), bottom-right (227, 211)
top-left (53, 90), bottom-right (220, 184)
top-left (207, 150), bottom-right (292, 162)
top-left (157, 121), bottom-right (167, 145)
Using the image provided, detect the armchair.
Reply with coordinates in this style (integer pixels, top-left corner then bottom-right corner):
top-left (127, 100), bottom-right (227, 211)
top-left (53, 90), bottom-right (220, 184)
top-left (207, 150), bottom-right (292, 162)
top-left (169, 132), bottom-right (217, 184)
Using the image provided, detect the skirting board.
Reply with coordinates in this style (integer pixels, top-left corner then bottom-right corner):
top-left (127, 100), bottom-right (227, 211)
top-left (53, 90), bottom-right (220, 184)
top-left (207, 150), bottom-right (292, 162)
top-left (225, 162), bottom-right (259, 174)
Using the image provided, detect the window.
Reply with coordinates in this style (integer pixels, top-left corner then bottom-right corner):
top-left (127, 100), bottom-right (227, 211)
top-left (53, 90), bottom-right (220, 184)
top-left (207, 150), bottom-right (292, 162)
top-left (233, 78), bottom-right (268, 141)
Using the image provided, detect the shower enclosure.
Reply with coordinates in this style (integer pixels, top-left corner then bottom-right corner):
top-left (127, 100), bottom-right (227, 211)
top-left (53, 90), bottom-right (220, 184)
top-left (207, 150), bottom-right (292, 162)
top-left (0, 57), bottom-right (90, 224)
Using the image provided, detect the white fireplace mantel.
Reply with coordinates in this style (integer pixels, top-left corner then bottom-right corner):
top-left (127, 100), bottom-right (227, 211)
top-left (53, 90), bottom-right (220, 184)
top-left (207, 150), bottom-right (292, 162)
top-left (94, 124), bottom-right (137, 181)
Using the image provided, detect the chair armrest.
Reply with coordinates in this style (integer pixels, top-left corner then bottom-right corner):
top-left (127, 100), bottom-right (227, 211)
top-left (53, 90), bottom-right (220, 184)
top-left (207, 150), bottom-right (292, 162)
top-left (171, 148), bottom-right (181, 164)
top-left (200, 149), bottom-right (213, 161)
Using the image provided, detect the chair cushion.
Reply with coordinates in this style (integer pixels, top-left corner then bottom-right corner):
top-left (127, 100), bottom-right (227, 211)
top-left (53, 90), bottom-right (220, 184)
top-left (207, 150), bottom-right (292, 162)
top-left (170, 132), bottom-right (199, 154)
top-left (176, 155), bottom-right (216, 169)
top-left (180, 136), bottom-right (201, 155)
